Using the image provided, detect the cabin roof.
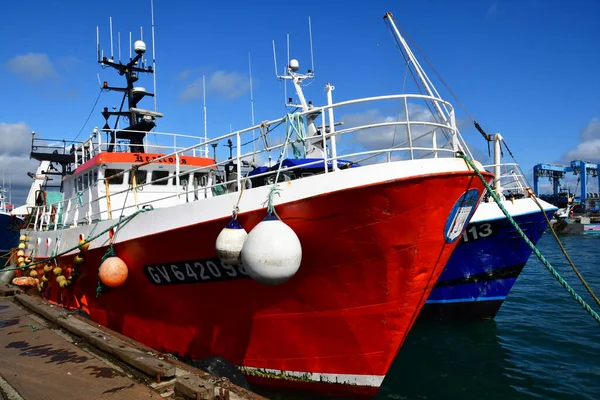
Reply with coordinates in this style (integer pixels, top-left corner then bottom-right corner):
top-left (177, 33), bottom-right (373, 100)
top-left (71, 152), bottom-right (215, 177)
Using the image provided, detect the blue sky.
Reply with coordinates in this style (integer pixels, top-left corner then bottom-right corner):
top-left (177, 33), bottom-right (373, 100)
top-left (1, 0), bottom-right (599, 203)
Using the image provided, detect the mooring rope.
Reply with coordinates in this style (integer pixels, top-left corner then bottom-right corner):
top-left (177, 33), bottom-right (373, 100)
top-left (460, 154), bottom-right (600, 324)
top-left (529, 192), bottom-right (600, 307)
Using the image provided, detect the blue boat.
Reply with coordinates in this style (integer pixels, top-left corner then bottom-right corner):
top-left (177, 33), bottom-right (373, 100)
top-left (420, 134), bottom-right (557, 321)
top-left (0, 185), bottom-right (21, 265)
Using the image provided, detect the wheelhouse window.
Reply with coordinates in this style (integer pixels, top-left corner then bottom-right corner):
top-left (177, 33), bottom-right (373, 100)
top-left (129, 169), bottom-right (147, 185)
top-left (151, 170), bottom-right (169, 185)
top-left (83, 173), bottom-right (89, 189)
top-left (173, 173), bottom-right (189, 186)
top-left (92, 169), bottom-right (98, 185)
top-left (192, 172), bottom-right (208, 187)
top-left (105, 169), bottom-right (124, 185)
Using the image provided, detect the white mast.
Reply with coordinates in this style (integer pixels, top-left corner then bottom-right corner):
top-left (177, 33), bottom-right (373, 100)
top-left (150, 0), bottom-right (157, 112)
top-left (309, 16), bottom-right (315, 73)
top-left (203, 75), bottom-right (208, 157)
top-left (249, 53), bottom-right (256, 160)
top-left (109, 16), bottom-right (114, 60)
top-left (384, 13), bottom-right (445, 121)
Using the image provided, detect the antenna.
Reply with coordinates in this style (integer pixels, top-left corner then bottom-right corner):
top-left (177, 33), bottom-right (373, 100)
top-left (203, 75), bottom-right (208, 157)
top-left (150, 0), bottom-right (157, 112)
top-left (308, 16), bottom-right (315, 73)
top-left (96, 26), bottom-right (100, 61)
top-left (286, 33), bottom-right (290, 74)
top-left (118, 32), bottom-right (121, 62)
top-left (109, 16), bottom-right (114, 60)
top-left (129, 31), bottom-right (132, 60)
top-left (97, 73), bottom-right (102, 88)
top-left (140, 27), bottom-right (144, 67)
top-left (249, 52), bottom-right (256, 160)
top-left (283, 65), bottom-right (288, 106)
top-left (272, 40), bottom-right (279, 77)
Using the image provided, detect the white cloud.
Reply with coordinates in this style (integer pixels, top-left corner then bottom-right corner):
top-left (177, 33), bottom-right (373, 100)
top-left (562, 118), bottom-right (600, 162)
top-left (0, 123), bottom-right (41, 205)
top-left (179, 70), bottom-right (249, 102)
top-left (4, 53), bottom-right (57, 81)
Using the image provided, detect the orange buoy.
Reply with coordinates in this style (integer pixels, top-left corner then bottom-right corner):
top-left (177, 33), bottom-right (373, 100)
top-left (12, 276), bottom-right (37, 287)
top-left (99, 257), bottom-right (128, 288)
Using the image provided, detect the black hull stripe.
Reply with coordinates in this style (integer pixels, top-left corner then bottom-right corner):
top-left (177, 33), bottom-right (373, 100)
top-left (418, 300), bottom-right (504, 321)
top-left (434, 262), bottom-right (526, 288)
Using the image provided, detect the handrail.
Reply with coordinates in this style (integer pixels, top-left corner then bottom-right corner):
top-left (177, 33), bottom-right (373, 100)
top-left (28, 92), bottom-right (471, 230)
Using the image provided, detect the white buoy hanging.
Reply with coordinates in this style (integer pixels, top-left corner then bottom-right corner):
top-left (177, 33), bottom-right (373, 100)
top-left (216, 216), bottom-right (247, 265)
top-left (241, 213), bottom-right (302, 285)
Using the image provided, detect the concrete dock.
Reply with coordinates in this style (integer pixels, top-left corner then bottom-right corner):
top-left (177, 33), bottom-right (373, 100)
top-left (0, 285), bottom-right (266, 400)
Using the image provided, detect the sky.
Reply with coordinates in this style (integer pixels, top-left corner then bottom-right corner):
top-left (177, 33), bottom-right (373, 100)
top-left (1, 0), bottom-right (600, 204)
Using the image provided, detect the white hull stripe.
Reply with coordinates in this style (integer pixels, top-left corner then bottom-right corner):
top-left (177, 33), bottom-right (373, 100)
top-left (28, 157), bottom-right (486, 259)
top-left (239, 366), bottom-right (384, 387)
top-left (469, 197), bottom-right (557, 224)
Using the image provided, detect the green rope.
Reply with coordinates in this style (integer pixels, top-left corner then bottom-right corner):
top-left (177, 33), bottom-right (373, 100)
top-left (286, 113), bottom-right (307, 159)
top-left (76, 192), bottom-right (83, 206)
top-left (460, 154), bottom-right (600, 324)
top-left (3, 209), bottom-right (146, 273)
top-left (262, 113), bottom-right (302, 218)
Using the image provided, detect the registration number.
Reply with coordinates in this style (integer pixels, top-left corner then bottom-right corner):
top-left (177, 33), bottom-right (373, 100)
top-left (144, 257), bottom-right (250, 285)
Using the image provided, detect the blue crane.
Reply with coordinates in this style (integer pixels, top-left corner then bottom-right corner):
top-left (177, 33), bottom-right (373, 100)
top-left (533, 160), bottom-right (600, 210)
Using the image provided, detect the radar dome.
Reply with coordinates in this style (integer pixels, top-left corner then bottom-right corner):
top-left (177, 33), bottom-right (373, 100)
top-left (289, 59), bottom-right (299, 71)
top-left (134, 40), bottom-right (147, 54)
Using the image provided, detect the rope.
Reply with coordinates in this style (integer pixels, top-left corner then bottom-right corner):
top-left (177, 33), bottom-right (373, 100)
top-left (68, 88), bottom-right (103, 144)
top-left (262, 113), bottom-right (300, 218)
top-left (2, 209), bottom-right (147, 273)
top-left (286, 113), bottom-right (307, 159)
top-left (530, 193), bottom-right (600, 307)
top-left (460, 154), bottom-right (600, 324)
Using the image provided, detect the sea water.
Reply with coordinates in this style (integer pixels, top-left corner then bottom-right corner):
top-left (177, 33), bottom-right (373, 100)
top-left (380, 234), bottom-right (600, 400)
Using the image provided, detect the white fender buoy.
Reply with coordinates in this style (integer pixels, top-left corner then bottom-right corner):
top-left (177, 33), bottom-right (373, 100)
top-left (241, 214), bottom-right (302, 285)
top-left (216, 218), bottom-right (247, 265)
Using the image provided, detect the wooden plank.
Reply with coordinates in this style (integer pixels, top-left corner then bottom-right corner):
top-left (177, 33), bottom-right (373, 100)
top-left (14, 294), bottom-right (68, 323)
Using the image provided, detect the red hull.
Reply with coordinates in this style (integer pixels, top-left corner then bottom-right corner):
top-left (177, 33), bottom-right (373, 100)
top-left (34, 171), bottom-right (487, 396)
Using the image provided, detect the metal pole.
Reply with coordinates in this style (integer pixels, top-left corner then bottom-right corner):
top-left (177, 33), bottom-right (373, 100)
top-left (325, 83), bottom-right (338, 171)
top-left (494, 134), bottom-right (503, 194)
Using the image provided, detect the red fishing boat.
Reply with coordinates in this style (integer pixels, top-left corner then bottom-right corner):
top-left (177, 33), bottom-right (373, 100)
top-left (15, 12), bottom-right (492, 397)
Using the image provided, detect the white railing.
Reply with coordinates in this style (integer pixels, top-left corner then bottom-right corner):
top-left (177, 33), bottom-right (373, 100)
top-left (28, 93), bottom-right (470, 231)
top-left (483, 162), bottom-right (530, 198)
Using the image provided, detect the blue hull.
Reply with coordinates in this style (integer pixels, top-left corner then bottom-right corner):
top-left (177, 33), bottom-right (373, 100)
top-left (0, 213), bottom-right (20, 263)
top-left (420, 207), bottom-right (555, 321)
